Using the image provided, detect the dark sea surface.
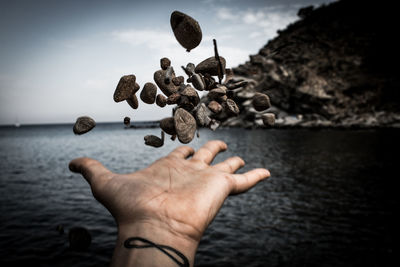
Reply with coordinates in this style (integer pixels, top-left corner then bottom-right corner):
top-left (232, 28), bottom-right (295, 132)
top-left (0, 124), bottom-right (399, 267)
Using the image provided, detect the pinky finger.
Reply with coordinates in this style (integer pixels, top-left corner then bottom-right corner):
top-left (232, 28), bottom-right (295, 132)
top-left (230, 168), bottom-right (270, 195)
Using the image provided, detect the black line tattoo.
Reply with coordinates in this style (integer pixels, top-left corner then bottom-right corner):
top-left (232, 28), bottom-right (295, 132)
top-left (124, 237), bottom-right (189, 267)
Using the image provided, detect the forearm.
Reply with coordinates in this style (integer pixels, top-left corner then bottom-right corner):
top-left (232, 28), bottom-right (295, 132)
top-left (110, 222), bottom-right (199, 267)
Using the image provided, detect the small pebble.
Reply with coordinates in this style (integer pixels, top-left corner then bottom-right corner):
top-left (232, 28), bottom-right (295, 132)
top-left (170, 11), bottom-right (202, 52)
top-left (252, 92), bottom-right (271, 111)
top-left (208, 101), bottom-right (223, 113)
top-left (73, 116), bottom-right (96, 135)
top-left (114, 75), bottom-right (137, 102)
top-left (182, 63), bottom-right (195, 76)
top-left (144, 131), bottom-right (165, 147)
top-left (209, 119), bottom-right (220, 131)
top-left (140, 82), bottom-right (157, 104)
top-left (68, 227), bottom-right (91, 251)
top-left (124, 116), bottom-right (130, 126)
top-left (226, 99), bottom-right (240, 115)
top-left (174, 108), bottom-right (197, 144)
top-left (262, 113), bottom-right (275, 127)
top-left (160, 117), bottom-right (176, 135)
top-left (156, 94), bottom-right (167, 107)
top-left (160, 57), bottom-right (171, 70)
top-left (195, 56), bottom-right (226, 76)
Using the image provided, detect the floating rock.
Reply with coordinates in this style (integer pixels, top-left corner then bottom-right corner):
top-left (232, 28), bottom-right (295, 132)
top-left (170, 11), bottom-right (202, 52)
top-left (195, 57), bottom-right (226, 76)
top-left (252, 92), bottom-right (271, 111)
top-left (124, 116), bottom-right (130, 126)
top-left (262, 113), bottom-right (275, 127)
top-left (68, 227), bottom-right (91, 251)
top-left (226, 99), bottom-right (240, 115)
top-left (154, 69), bottom-right (179, 96)
top-left (140, 82), bottom-right (157, 104)
top-left (180, 86), bottom-right (199, 106)
top-left (160, 57), bottom-right (171, 70)
top-left (191, 73), bottom-right (206, 91)
top-left (160, 117), bottom-right (176, 135)
top-left (167, 92), bottom-right (181, 105)
top-left (172, 76), bottom-right (184, 86)
top-left (114, 75), bottom-right (138, 102)
top-left (174, 108), bottom-right (196, 144)
top-left (144, 131), bottom-right (165, 147)
top-left (156, 94), bottom-right (167, 107)
top-left (73, 116), bottom-right (96, 135)
top-left (209, 119), bottom-right (220, 131)
top-left (208, 101), bottom-right (223, 114)
top-left (196, 103), bottom-right (211, 126)
top-left (127, 94), bottom-right (139, 109)
top-left (182, 63), bottom-right (195, 77)
top-left (203, 73), bottom-right (217, 90)
top-left (207, 87), bottom-right (226, 100)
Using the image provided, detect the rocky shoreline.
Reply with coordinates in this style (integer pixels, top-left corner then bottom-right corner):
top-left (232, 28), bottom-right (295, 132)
top-left (220, 0), bottom-right (400, 128)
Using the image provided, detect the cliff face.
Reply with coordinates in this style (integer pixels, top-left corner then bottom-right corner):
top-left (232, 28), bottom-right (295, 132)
top-left (224, 0), bottom-right (400, 128)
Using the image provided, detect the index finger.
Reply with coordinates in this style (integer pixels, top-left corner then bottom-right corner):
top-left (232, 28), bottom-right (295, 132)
top-left (168, 145), bottom-right (195, 159)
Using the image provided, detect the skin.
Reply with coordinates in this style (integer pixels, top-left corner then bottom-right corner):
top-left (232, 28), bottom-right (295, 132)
top-left (69, 140), bottom-right (270, 266)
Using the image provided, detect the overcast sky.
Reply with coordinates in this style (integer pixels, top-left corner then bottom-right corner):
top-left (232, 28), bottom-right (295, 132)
top-left (0, 0), bottom-right (335, 125)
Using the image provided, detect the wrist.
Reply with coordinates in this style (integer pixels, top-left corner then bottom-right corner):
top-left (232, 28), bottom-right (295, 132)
top-left (111, 221), bottom-right (199, 267)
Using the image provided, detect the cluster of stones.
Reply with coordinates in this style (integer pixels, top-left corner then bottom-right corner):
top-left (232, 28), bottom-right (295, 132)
top-left (72, 10), bottom-right (274, 142)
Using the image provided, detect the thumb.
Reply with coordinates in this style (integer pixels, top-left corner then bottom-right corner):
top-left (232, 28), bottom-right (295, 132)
top-left (69, 157), bottom-right (112, 187)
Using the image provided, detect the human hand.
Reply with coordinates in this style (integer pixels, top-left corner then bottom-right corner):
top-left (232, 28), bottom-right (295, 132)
top-left (69, 140), bottom-right (270, 266)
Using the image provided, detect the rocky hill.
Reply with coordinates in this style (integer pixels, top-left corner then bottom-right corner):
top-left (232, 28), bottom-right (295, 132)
top-left (222, 0), bottom-right (400, 128)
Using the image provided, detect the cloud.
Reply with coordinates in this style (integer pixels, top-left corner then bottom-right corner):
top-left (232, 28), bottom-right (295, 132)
top-left (216, 6), bottom-right (297, 41)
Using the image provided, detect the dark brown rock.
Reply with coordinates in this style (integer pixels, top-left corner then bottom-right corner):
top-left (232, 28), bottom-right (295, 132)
top-left (252, 93), bottom-right (271, 111)
top-left (127, 94), bottom-right (139, 109)
top-left (140, 82), bottom-right (157, 104)
top-left (124, 116), bottom-right (130, 126)
top-left (156, 94), bottom-right (167, 107)
top-left (208, 101), bottom-right (223, 113)
top-left (191, 73), bottom-right (205, 91)
top-left (262, 113), bottom-right (275, 127)
top-left (160, 57), bottom-right (171, 70)
top-left (144, 131), bottom-right (165, 148)
top-left (154, 69), bottom-right (179, 96)
top-left (174, 108), bottom-right (196, 144)
top-left (182, 63), bottom-right (195, 76)
top-left (73, 116), bottom-right (96, 135)
top-left (114, 75), bottom-right (137, 102)
top-left (226, 99), bottom-right (240, 115)
top-left (167, 93), bottom-right (181, 105)
top-left (195, 57), bottom-right (226, 76)
top-left (170, 11), bottom-right (202, 52)
top-left (180, 86), bottom-right (199, 106)
top-left (160, 117), bottom-right (176, 135)
top-left (207, 87), bottom-right (226, 100)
